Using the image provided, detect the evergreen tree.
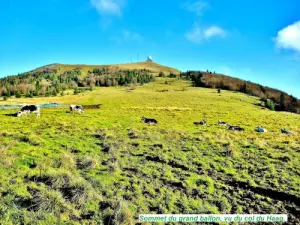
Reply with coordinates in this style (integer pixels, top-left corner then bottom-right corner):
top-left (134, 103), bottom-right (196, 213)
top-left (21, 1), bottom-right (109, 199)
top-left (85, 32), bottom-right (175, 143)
top-left (35, 80), bottom-right (40, 96)
top-left (280, 93), bottom-right (286, 110)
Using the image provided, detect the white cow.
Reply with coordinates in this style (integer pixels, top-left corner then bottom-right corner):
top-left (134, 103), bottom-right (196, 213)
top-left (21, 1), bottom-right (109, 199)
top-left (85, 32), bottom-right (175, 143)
top-left (70, 105), bottom-right (84, 114)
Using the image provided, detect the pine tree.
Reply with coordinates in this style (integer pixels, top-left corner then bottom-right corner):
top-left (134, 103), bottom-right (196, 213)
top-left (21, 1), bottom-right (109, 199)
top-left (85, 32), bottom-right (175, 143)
top-left (35, 80), bottom-right (40, 96)
top-left (280, 93), bottom-right (286, 111)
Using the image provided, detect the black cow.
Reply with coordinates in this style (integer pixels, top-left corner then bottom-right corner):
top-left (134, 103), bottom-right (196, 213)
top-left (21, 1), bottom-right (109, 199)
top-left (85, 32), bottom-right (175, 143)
top-left (194, 120), bottom-right (206, 125)
top-left (141, 116), bottom-right (158, 125)
top-left (281, 128), bottom-right (294, 135)
top-left (226, 124), bottom-right (244, 131)
top-left (218, 120), bottom-right (227, 126)
top-left (17, 105), bottom-right (40, 117)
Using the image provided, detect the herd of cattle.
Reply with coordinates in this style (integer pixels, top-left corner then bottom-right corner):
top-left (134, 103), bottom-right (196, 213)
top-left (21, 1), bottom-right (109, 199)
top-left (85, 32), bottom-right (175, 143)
top-left (16, 104), bottom-right (84, 117)
top-left (192, 119), bottom-right (294, 134)
top-left (15, 104), bottom-right (295, 135)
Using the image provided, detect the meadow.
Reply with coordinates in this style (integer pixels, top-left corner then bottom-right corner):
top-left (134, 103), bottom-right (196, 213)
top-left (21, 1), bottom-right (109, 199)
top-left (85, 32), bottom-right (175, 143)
top-left (0, 78), bottom-right (299, 224)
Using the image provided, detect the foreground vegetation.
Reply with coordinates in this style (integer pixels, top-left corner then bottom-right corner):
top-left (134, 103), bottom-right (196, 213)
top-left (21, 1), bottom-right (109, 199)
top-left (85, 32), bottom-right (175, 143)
top-left (0, 78), bottom-right (299, 224)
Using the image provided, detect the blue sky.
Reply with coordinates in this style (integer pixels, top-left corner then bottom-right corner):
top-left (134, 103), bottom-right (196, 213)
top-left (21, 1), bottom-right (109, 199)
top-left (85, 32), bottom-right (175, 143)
top-left (0, 0), bottom-right (300, 97)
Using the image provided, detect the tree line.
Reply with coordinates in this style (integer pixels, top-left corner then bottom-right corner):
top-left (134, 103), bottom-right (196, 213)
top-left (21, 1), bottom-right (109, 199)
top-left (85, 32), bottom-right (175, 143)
top-left (0, 67), bottom-right (154, 99)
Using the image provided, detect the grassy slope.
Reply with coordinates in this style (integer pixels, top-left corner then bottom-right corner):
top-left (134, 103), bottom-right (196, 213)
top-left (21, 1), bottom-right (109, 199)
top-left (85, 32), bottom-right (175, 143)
top-left (0, 78), bottom-right (300, 224)
top-left (34, 62), bottom-right (180, 77)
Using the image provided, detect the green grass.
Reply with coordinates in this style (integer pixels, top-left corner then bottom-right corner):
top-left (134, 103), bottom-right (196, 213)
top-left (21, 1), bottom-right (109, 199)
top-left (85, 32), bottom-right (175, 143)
top-left (0, 78), bottom-right (299, 224)
top-left (34, 61), bottom-right (180, 77)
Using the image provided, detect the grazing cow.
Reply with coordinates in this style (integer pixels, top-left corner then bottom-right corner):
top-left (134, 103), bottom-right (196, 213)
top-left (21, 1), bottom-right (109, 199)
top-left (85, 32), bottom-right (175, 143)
top-left (194, 120), bottom-right (206, 125)
top-left (226, 124), bottom-right (244, 131)
top-left (141, 116), bottom-right (158, 125)
top-left (70, 105), bottom-right (84, 114)
top-left (256, 126), bottom-right (267, 133)
top-left (218, 120), bottom-right (227, 126)
top-left (17, 105), bottom-right (40, 117)
top-left (281, 128), bottom-right (294, 135)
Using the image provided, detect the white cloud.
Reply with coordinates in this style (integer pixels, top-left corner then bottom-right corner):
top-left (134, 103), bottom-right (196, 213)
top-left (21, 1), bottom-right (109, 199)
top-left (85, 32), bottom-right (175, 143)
top-left (185, 24), bottom-right (227, 43)
top-left (275, 21), bottom-right (300, 53)
top-left (184, 0), bottom-right (209, 16)
top-left (204, 26), bottom-right (226, 38)
top-left (90, 0), bottom-right (124, 16)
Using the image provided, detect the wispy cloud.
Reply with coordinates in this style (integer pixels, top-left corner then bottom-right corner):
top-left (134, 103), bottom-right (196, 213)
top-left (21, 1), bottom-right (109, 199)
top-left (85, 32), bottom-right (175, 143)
top-left (183, 1), bottom-right (227, 43)
top-left (275, 21), bottom-right (300, 53)
top-left (90, 0), bottom-right (124, 16)
top-left (184, 0), bottom-right (209, 16)
top-left (185, 24), bottom-right (202, 43)
top-left (185, 24), bottom-right (227, 43)
top-left (111, 29), bottom-right (143, 44)
top-left (204, 26), bottom-right (226, 38)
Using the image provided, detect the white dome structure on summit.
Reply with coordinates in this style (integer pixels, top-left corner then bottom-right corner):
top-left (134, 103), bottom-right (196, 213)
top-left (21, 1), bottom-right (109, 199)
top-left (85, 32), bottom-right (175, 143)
top-left (146, 56), bottom-right (153, 62)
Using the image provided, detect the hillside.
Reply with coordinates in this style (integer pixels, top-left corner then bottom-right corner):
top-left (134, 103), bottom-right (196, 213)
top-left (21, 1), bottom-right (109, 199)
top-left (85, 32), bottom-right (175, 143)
top-left (0, 62), bottom-right (299, 114)
top-left (181, 71), bottom-right (300, 114)
top-left (34, 62), bottom-right (180, 76)
top-left (0, 78), bottom-right (299, 224)
top-left (0, 61), bottom-right (179, 99)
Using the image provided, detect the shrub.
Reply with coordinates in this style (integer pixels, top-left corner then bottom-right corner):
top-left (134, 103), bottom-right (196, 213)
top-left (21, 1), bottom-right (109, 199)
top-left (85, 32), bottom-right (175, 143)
top-left (31, 189), bottom-right (73, 215)
top-left (77, 156), bottom-right (98, 170)
top-left (59, 153), bottom-right (76, 170)
top-left (158, 72), bottom-right (165, 77)
top-left (74, 88), bottom-right (79, 95)
top-left (0, 145), bottom-right (13, 167)
top-left (264, 99), bottom-right (275, 111)
top-left (112, 200), bottom-right (134, 225)
top-left (15, 91), bottom-right (22, 98)
top-left (169, 72), bottom-right (177, 78)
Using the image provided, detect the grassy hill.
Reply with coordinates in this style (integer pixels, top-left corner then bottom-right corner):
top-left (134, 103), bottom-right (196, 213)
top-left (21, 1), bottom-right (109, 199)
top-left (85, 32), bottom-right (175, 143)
top-left (0, 61), bottom-right (179, 99)
top-left (181, 71), bottom-right (300, 114)
top-left (1, 62), bottom-right (298, 114)
top-left (34, 62), bottom-right (180, 76)
top-left (0, 77), bottom-right (299, 224)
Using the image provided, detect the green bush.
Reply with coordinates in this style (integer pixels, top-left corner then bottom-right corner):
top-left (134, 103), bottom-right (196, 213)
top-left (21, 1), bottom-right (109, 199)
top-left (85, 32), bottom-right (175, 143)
top-left (15, 91), bottom-right (22, 98)
top-left (74, 88), bottom-right (79, 95)
top-left (158, 72), bottom-right (165, 77)
top-left (169, 72), bottom-right (177, 78)
top-left (264, 99), bottom-right (275, 111)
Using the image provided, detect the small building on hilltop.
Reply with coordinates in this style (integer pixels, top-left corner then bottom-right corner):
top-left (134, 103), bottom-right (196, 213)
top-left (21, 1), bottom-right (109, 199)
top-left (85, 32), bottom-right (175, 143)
top-left (146, 56), bottom-right (153, 62)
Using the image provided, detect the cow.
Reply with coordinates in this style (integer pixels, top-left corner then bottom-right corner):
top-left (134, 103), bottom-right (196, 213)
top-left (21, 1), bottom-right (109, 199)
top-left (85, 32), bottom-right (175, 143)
top-left (194, 120), bottom-right (206, 125)
top-left (256, 126), bottom-right (267, 133)
top-left (281, 128), bottom-right (294, 135)
top-left (17, 105), bottom-right (40, 117)
top-left (141, 116), bottom-right (158, 125)
top-left (70, 105), bottom-right (84, 114)
top-left (218, 120), bottom-right (227, 126)
top-left (226, 124), bottom-right (244, 131)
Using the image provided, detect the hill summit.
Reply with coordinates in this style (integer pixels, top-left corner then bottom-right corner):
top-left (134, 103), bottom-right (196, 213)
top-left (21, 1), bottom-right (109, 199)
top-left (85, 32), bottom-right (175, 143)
top-left (0, 61), bottom-right (179, 98)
